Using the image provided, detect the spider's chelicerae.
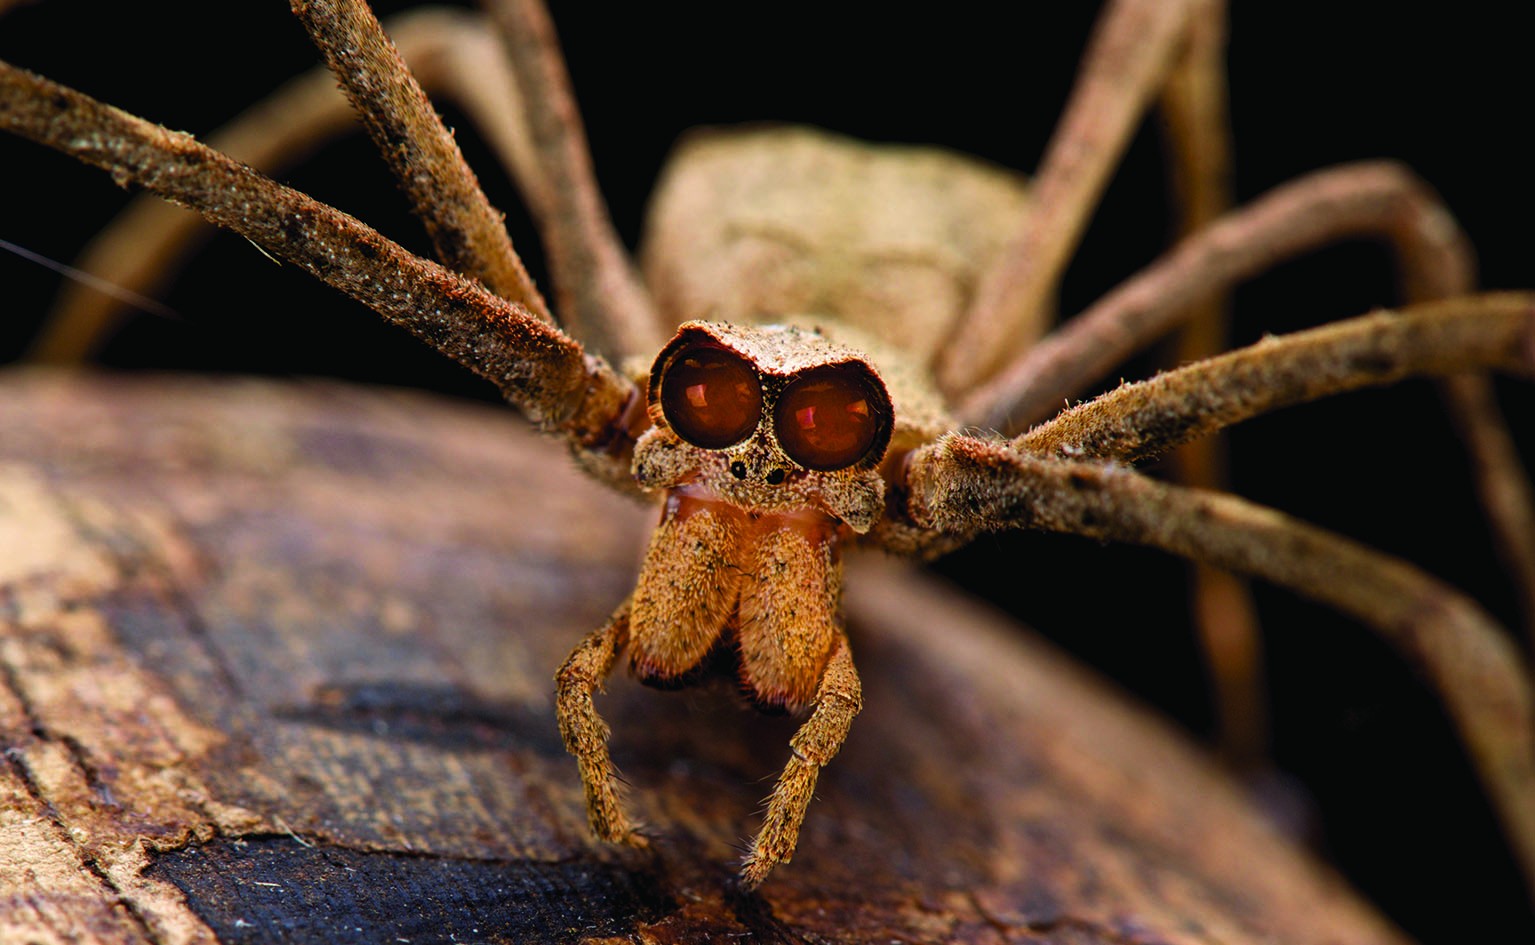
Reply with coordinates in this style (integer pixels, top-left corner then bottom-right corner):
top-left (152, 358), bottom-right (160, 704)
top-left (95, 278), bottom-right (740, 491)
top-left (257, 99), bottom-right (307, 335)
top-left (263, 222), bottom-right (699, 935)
top-left (3, 0), bottom-right (1533, 937)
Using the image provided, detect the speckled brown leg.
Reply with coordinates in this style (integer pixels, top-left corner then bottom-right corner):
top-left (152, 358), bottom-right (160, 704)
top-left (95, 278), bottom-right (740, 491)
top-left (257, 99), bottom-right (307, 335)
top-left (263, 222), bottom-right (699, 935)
top-left (740, 634), bottom-right (862, 889)
top-left (555, 602), bottom-right (647, 847)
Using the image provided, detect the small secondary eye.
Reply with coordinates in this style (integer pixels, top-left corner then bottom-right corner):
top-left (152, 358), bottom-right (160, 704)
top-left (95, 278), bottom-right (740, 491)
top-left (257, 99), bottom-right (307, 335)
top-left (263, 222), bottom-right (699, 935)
top-left (774, 364), bottom-right (888, 471)
top-left (659, 343), bottom-right (763, 449)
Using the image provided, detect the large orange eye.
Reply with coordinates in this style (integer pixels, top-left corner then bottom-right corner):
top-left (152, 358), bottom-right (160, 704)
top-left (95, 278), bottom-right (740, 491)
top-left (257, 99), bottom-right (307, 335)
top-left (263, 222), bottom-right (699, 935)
top-left (659, 343), bottom-right (763, 449)
top-left (774, 364), bottom-right (889, 471)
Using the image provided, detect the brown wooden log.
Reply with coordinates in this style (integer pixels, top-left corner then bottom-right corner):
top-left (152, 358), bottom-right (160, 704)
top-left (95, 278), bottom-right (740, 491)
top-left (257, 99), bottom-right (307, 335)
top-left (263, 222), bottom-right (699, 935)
top-left (0, 370), bottom-right (1410, 943)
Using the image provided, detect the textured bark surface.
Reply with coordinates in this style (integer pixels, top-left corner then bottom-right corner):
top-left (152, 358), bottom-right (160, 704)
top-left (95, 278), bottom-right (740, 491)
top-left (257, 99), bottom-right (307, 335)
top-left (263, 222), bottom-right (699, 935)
top-left (0, 371), bottom-right (1411, 944)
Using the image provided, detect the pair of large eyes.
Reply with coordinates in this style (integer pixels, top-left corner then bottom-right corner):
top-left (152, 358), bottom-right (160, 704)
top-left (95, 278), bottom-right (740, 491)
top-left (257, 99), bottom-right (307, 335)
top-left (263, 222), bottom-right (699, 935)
top-left (658, 344), bottom-right (888, 471)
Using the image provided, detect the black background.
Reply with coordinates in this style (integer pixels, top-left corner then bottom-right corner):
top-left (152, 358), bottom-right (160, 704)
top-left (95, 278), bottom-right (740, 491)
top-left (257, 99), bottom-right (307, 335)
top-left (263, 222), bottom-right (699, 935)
top-left (3, 3), bottom-right (1531, 939)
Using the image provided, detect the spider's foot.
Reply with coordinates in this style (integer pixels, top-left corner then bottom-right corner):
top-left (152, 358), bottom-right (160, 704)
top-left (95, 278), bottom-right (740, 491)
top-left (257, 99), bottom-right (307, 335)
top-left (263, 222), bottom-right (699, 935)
top-left (737, 814), bottom-right (800, 890)
top-left (617, 825), bottom-right (652, 851)
top-left (737, 847), bottom-right (782, 891)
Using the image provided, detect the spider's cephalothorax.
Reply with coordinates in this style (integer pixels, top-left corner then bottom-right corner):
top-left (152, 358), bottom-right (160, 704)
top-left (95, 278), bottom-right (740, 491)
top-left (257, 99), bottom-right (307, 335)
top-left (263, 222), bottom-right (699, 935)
top-left (627, 321), bottom-right (892, 712)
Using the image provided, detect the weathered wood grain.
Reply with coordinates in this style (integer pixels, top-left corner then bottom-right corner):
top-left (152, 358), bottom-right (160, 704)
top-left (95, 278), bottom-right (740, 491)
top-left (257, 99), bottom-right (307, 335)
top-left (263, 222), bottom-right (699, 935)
top-left (0, 371), bottom-right (1408, 943)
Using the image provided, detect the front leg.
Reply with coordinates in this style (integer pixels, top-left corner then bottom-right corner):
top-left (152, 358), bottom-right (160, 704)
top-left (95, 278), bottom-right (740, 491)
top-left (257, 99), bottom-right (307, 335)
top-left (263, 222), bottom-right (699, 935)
top-left (0, 61), bottom-right (638, 447)
top-left (555, 602), bottom-right (647, 847)
top-left (740, 635), bottom-right (862, 889)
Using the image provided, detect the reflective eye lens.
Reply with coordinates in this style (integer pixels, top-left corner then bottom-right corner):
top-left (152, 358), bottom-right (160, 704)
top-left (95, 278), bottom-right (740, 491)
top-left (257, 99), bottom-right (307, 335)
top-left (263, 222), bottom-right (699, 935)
top-left (774, 364), bottom-right (887, 471)
top-left (659, 343), bottom-right (763, 449)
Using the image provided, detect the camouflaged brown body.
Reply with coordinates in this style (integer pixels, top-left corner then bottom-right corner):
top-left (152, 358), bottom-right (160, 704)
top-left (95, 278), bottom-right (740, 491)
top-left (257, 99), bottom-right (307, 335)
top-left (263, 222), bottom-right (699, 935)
top-left (629, 318), bottom-right (873, 712)
top-left (604, 128), bottom-right (1044, 880)
top-left (636, 127), bottom-right (1019, 560)
top-left (619, 129), bottom-right (1034, 786)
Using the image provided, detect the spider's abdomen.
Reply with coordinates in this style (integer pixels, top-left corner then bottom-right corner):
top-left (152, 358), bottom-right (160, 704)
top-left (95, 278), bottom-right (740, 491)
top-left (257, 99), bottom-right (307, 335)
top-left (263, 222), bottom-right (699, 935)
top-left (629, 486), bottom-right (843, 714)
top-left (640, 125), bottom-right (1031, 363)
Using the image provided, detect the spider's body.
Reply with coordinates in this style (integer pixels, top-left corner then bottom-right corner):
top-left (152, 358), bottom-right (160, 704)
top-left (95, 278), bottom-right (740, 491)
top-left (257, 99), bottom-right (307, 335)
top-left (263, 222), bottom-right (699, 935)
top-left (603, 127), bottom-right (1012, 730)
top-left (626, 318), bottom-right (891, 713)
top-left (633, 125), bottom-right (1009, 557)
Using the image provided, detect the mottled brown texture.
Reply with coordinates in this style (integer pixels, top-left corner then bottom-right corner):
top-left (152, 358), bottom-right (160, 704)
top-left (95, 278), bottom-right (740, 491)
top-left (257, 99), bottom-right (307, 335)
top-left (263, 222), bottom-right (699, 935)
top-left (606, 351), bottom-right (860, 874)
top-left (957, 145), bottom-right (1535, 741)
top-left (0, 372), bottom-right (1417, 944)
top-left (736, 525), bottom-right (843, 712)
top-left (629, 508), bottom-right (740, 682)
top-left (556, 604), bottom-right (644, 848)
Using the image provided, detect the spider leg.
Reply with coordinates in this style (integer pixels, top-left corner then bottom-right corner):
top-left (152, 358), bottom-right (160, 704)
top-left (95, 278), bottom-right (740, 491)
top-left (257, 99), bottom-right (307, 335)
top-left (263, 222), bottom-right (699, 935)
top-left (1157, 0), bottom-right (1230, 289)
top-left (739, 633), bottom-right (862, 890)
top-left (936, 0), bottom-right (1205, 394)
top-left (1155, 0), bottom-right (1270, 767)
top-left (483, 0), bottom-right (664, 360)
top-left (902, 297), bottom-right (1535, 895)
top-left (0, 63), bottom-right (639, 478)
top-left (1014, 294), bottom-right (1535, 463)
top-left (961, 163), bottom-right (1475, 431)
top-left (1156, 0), bottom-right (1233, 376)
top-left (30, 9), bottom-right (540, 363)
top-left (960, 157), bottom-right (1535, 646)
top-left (1157, 0), bottom-right (1234, 372)
top-left (293, 0), bottom-right (547, 319)
top-left (296, 0), bottom-right (662, 363)
top-left (555, 602), bottom-right (648, 848)
top-left (1441, 374), bottom-right (1535, 651)
top-left (39, 1), bottom-right (657, 366)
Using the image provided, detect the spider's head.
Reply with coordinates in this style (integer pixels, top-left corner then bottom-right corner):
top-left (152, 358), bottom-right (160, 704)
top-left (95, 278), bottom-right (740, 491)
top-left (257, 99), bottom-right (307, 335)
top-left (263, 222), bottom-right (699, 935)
top-left (633, 321), bottom-right (893, 532)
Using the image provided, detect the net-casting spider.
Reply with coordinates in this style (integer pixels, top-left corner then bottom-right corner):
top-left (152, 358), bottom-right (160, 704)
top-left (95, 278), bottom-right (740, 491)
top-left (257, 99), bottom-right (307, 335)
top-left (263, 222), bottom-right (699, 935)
top-left (1, 0), bottom-right (1531, 932)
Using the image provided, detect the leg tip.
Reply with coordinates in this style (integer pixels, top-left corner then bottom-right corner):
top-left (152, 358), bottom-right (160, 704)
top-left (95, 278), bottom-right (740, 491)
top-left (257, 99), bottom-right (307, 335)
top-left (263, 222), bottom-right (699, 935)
top-left (622, 829), bottom-right (652, 851)
top-left (737, 848), bottom-right (786, 890)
